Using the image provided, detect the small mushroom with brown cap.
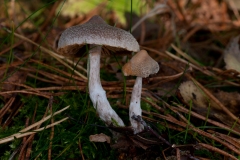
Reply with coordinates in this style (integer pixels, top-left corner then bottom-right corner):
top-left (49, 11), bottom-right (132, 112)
top-left (57, 15), bottom-right (140, 126)
top-left (122, 50), bottom-right (159, 133)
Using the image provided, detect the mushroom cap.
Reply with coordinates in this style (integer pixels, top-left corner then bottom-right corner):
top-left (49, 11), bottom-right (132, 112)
top-left (122, 50), bottom-right (159, 78)
top-left (57, 15), bottom-right (140, 57)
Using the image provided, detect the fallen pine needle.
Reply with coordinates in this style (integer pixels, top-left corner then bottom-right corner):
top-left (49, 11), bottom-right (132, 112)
top-left (1, 27), bottom-right (87, 79)
top-left (0, 105), bottom-right (70, 144)
top-left (0, 117), bottom-right (68, 144)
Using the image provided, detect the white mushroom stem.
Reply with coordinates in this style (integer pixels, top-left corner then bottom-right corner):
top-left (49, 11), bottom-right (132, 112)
top-left (129, 76), bottom-right (144, 134)
top-left (122, 50), bottom-right (159, 133)
top-left (88, 45), bottom-right (124, 126)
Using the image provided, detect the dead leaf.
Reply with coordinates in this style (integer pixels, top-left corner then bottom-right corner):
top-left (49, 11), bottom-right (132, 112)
top-left (178, 81), bottom-right (217, 111)
top-left (89, 133), bottom-right (111, 144)
top-left (178, 81), bottom-right (214, 116)
top-left (178, 81), bottom-right (240, 127)
top-left (224, 35), bottom-right (240, 72)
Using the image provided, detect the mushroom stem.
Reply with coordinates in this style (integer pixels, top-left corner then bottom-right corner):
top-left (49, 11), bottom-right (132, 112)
top-left (88, 45), bottom-right (124, 126)
top-left (129, 76), bottom-right (144, 134)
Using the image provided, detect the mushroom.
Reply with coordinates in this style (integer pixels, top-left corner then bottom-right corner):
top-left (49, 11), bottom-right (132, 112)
top-left (122, 50), bottom-right (159, 133)
top-left (57, 15), bottom-right (140, 126)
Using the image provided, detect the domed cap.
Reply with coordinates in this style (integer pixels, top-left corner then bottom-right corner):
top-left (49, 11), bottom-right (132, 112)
top-left (122, 50), bottom-right (159, 78)
top-left (57, 15), bottom-right (140, 57)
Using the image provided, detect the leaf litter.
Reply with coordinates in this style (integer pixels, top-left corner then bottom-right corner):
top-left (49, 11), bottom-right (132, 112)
top-left (89, 133), bottom-right (111, 144)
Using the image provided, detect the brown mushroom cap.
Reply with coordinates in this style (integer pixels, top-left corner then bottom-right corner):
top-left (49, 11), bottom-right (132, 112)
top-left (122, 50), bottom-right (159, 78)
top-left (57, 15), bottom-right (140, 57)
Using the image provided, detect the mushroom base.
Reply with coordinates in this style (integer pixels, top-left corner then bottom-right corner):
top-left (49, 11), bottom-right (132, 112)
top-left (129, 76), bottom-right (144, 134)
top-left (88, 45), bottom-right (124, 126)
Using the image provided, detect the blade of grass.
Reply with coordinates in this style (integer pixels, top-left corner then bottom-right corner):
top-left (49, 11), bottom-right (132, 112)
top-left (130, 0), bottom-right (132, 33)
top-left (184, 100), bottom-right (192, 143)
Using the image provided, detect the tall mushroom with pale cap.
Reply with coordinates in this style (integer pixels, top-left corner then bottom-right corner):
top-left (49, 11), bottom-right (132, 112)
top-left (57, 15), bottom-right (140, 126)
top-left (122, 50), bottom-right (159, 133)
